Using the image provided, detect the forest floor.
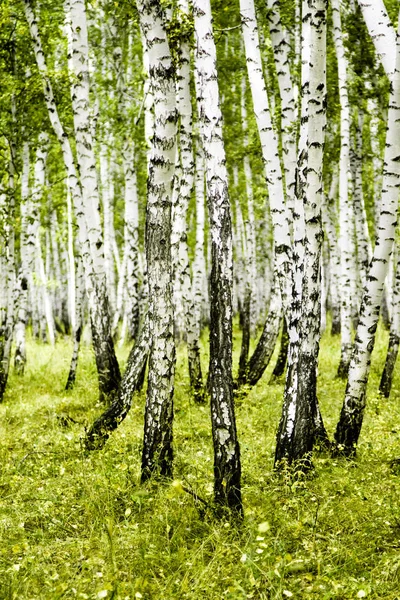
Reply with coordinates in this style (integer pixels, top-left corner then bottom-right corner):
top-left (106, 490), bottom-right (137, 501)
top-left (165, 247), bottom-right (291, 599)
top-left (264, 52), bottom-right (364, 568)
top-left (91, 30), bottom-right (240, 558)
top-left (1, 323), bottom-right (400, 600)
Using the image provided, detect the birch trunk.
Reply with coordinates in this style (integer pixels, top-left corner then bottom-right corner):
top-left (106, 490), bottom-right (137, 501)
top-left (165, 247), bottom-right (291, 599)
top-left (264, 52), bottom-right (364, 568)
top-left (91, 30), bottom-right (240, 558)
top-left (65, 0), bottom-right (121, 400)
top-left (275, 0), bottom-right (328, 467)
top-left (171, 0), bottom-right (204, 402)
top-left (121, 140), bottom-right (140, 341)
top-left (331, 0), bottom-right (355, 378)
top-left (14, 141), bottom-right (30, 375)
top-left (65, 257), bottom-right (84, 390)
top-left (270, 317), bottom-right (289, 381)
top-left (266, 0), bottom-right (298, 217)
top-left (85, 316), bottom-right (150, 451)
top-left (138, 0), bottom-right (177, 482)
top-left (240, 0), bottom-right (292, 317)
top-left (244, 272), bottom-right (282, 387)
top-left (0, 136), bottom-right (16, 400)
top-left (351, 109), bottom-right (372, 292)
top-left (192, 142), bottom-right (208, 330)
top-left (24, 0), bottom-right (121, 402)
top-left (334, 14), bottom-right (400, 454)
top-left (356, 0), bottom-right (396, 80)
top-left (194, 0), bottom-right (242, 515)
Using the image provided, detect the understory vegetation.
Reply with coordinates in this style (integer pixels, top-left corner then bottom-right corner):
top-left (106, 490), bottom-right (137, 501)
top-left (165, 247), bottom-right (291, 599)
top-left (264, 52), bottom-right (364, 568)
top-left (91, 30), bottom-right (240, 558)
top-left (1, 325), bottom-right (400, 600)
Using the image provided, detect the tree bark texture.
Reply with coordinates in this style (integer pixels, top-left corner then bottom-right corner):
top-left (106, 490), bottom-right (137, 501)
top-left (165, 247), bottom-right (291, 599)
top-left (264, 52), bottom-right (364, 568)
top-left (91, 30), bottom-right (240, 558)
top-left (138, 0), bottom-right (177, 482)
top-left (275, 0), bottom-right (327, 468)
top-left (334, 15), bottom-right (400, 454)
top-left (194, 0), bottom-right (242, 515)
top-left (379, 247), bottom-right (400, 398)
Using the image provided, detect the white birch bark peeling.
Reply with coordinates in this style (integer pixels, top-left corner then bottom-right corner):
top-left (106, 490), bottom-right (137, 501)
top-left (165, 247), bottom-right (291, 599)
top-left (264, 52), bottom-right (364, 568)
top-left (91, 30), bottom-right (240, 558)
top-left (335, 11), bottom-right (400, 455)
top-left (193, 0), bottom-right (242, 515)
top-left (138, 0), bottom-right (177, 482)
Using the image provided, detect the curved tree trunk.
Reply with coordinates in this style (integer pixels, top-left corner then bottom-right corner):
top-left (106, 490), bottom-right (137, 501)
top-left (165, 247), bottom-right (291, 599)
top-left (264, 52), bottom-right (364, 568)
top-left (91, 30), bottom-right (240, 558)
top-left (241, 273), bottom-right (281, 387)
top-left (84, 316), bottom-right (151, 451)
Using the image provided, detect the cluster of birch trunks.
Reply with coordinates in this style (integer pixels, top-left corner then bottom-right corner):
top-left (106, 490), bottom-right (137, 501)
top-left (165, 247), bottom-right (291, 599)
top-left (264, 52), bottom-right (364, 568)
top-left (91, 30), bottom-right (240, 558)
top-left (0, 0), bottom-right (400, 515)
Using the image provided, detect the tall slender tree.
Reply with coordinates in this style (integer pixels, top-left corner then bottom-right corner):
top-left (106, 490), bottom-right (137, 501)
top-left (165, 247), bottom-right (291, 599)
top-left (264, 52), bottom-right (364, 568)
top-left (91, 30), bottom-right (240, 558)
top-left (193, 0), bottom-right (242, 515)
top-left (335, 12), bottom-right (400, 455)
top-left (138, 0), bottom-right (177, 482)
top-left (275, 0), bottom-right (328, 467)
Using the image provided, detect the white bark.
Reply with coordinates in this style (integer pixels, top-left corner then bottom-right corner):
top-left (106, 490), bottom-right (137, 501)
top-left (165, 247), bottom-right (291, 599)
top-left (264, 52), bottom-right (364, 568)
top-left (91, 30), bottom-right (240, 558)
top-left (171, 0), bottom-right (204, 400)
top-left (241, 81), bottom-right (258, 335)
top-left (139, 0), bottom-right (177, 480)
top-left (193, 0), bottom-right (242, 513)
top-left (276, 0), bottom-right (327, 465)
top-left (356, 0), bottom-right (396, 80)
top-left (192, 141), bottom-right (208, 329)
top-left (99, 144), bottom-right (117, 313)
top-left (14, 141), bottom-right (30, 374)
top-left (240, 0), bottom-right (292, 315)
top-left (24, 0), bottom-right (120, 400)
top-left (64, 0), bottom-right (105, 277)
top-left (331, 0), bottom-right (354, 377)
top-left (335, 12), bottom-right (400, 453)
top-left (121, 140), bottom-right (140, 340)
top-left (266, 0), bottom-right (298, 216)
top-left (351, 109), bottom-right (372, 291)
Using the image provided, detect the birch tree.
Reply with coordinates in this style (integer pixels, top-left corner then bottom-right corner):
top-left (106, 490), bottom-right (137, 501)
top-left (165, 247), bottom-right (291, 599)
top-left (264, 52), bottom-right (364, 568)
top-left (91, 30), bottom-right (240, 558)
top-left (335, 15), bottom-right (400, 454)
top-left (171, 0), bottom-right (204, 402)
top-left (14, 141), bottom-right (30, 375)
top-left (138, 0), bottom-right (177, 482)
top-left (275, 0), bottom-right (328, 467)
top-left (193, 0), bottom-right (242, 515)
top-left (356, 0), bottom-right (396, 81)
top-left (380, 244), bottom-right (400, 398)
top-left (331, 0), bottom-right (355, 378)
top-left (23, 0), bottom-right (121, 402)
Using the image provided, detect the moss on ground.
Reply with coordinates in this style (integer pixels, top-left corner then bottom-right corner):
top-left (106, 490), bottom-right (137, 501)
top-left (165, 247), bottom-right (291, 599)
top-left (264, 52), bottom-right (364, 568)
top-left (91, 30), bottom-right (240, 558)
top-left (1, 324), bottom-right (400, 599)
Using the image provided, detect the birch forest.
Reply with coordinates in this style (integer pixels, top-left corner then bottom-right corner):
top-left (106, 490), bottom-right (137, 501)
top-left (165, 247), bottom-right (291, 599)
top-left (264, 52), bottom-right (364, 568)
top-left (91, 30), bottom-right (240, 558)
top-left (1, 0), bottom-right (400, 597)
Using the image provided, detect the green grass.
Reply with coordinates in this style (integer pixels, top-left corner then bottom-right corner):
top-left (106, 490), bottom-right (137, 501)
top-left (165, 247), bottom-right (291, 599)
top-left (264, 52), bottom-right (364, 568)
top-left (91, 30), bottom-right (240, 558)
top-left (1, 324), bottom-right (400, 599)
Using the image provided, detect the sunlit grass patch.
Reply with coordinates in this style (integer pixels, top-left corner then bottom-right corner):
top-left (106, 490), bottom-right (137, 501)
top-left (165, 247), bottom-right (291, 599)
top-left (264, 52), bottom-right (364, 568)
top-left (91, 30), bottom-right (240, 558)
top-left (1, 326), bottom-right (400, 599)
